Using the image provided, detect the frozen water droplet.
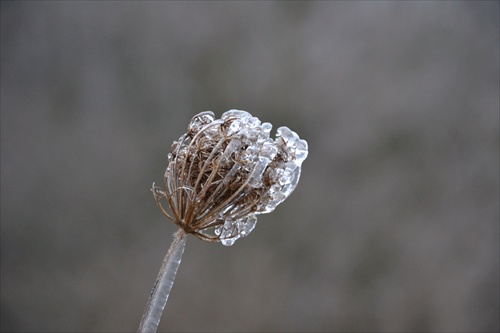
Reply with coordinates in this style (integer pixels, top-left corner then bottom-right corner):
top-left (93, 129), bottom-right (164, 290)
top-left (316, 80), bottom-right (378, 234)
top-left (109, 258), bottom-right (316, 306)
top-left (261, 122), bottom-right (272, 134)
top-left (278, 162), bottom-right (295, 185)
top-left (281, 163), bottom-right (301, 198)
top-left (261, 140), bottom-right (278, 159)
top-left (222, 109), bottom-right (252, 120)
top-left (248, 129), bottom-right (260, 142)
top-left (221, 238), bottom-right (237, 246)
top-left (241, 145), bottom-right (259, 164)
top-left (216, 218), bottom-right (241, 246)
top-left (221, 138), bottom-right (242, 161)
top-left (277, 127), bottom-right (299, 147)
top-left (227, 120), bottom-right (243, 136)
top-left (222, 163), bottom-right (240, 184)
top-left (188, 111), bottom-right (215, 134)
top-left (294, 139), bottom-right (308, 163)
top-left (248, 156), bottom-right (270, 187)
top-left (248, 116), bottom-right (261, 128)
top-left (215, 225), bottom-right (222, 236)
top-left (239, 215), bottom-right (257, 237)
top-left (268, 167), bottom-right (284, 183)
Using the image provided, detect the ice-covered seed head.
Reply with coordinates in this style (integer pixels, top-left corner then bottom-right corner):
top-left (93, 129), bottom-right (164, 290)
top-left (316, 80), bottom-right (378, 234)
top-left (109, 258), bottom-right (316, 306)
top-left (152, 109), bottom-right (308, 245)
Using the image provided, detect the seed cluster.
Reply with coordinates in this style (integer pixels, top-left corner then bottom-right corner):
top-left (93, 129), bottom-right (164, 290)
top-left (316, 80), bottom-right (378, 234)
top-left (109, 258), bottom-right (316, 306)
top-left (153, 110), bottom-right (308, 245)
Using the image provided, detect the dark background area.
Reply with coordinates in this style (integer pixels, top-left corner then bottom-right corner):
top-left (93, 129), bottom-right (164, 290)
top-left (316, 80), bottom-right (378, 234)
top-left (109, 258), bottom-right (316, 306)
top-left (1, 1), bottom-right (499, 332)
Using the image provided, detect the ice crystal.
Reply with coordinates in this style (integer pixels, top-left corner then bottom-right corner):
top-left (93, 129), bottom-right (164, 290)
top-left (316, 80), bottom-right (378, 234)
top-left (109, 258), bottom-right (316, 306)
top-left (152, 109), bottom-right (308, 246)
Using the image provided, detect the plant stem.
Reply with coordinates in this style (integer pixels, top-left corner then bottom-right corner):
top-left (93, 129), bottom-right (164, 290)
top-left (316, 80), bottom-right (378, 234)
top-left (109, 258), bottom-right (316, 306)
top-left (138, 228), bottom-right (187, 333)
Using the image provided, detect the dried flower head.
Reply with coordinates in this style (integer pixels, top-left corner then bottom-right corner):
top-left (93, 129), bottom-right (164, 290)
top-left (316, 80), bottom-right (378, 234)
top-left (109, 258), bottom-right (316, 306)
top-left (152, 109), bottom-right (308, 246)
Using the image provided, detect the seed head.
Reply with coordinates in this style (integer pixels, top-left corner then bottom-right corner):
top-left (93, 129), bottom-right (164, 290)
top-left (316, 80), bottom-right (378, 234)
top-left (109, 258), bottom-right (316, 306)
top-left (152, 109), bottom-right (308, 246)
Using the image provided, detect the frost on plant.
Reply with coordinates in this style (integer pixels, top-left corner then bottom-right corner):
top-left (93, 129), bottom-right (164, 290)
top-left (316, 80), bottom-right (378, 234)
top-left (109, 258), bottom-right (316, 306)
top-left (139, 110), bottom-right (308, 333)
top-left (152, 109), bottom-right (308, 246)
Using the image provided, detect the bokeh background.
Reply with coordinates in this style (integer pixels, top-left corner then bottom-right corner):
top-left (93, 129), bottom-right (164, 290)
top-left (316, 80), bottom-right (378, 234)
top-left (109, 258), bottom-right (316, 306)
top-left (1, 1), bottom-right (499, 332)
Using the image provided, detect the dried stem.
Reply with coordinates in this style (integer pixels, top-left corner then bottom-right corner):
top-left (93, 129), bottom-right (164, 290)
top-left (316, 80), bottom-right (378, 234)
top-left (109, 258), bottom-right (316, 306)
top-left (137, 229), bottom-right (187, 333)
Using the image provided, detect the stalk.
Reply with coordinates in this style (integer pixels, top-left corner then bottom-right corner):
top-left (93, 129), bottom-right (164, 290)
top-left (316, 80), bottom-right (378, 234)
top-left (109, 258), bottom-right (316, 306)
top-left (138, 229), bottom-right (187, 333)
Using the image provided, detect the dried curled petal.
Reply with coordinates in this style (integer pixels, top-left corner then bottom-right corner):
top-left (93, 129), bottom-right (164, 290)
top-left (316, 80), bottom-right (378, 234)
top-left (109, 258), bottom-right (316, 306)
top-left (153, 109), bottom-right (308, 246)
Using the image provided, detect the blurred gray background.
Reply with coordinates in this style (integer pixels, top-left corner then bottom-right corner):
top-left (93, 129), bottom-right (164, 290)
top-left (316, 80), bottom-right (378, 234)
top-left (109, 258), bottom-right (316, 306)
top-left (1, 1), bottom-right (499, 332)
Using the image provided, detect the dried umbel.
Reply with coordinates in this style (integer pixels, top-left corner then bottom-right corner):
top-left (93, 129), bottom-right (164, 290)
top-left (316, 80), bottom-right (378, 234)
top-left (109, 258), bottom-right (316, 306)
top-left (138, 110), bottom-right (308, 333)
top-left (152, 109), bottom-right (308, 246)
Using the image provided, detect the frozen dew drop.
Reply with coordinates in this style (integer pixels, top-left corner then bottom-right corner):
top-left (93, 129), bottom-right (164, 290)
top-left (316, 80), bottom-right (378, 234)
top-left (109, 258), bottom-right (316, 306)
top-left (248, 156), bottom-right (271, 187)
top-left (241, 145), bottom-right (259, 164)
top-left (277, 126), bottom-right (299, 147)
top-left (221, 237), bottom-right (237, 246)
top-left (263, 190), bottom-right (287, 214)
top-left (281, 164), bottom-right (301, 198)
top-left (283, 161), bottom-right (298, 180)
top-left (248, 116), bottom-right (261, 129)
top-left (260, 142), bottom-right (278, 161)
top-left (222, 163), bottom-right (240, 184)
top-left (227, 120), bottom-right (243, 136)
top-left (238, 215), bottom-right (257, 237)
top-left (222, 109), bottom-right (252, 120)
top-left (188, 111), bottom-right (215, 134)
top-left (246, 128), bottom-right (260, 142)
top-left (221, 138), bottom-right (242, 162)
top-left (261, 122), bottom-right (272, 134)
top-left (195, 111), bottom-right (215, 123)
top-left (218, 218), bottom-right (241, 246)
top-left (214, 225), bottom-right (222, 236)
top-left (294, 139), bottom-right (308, 163)
top-left (256, 184), bottom-right (280, 214)
top-left (268, 167), bottom-right (284, 183)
